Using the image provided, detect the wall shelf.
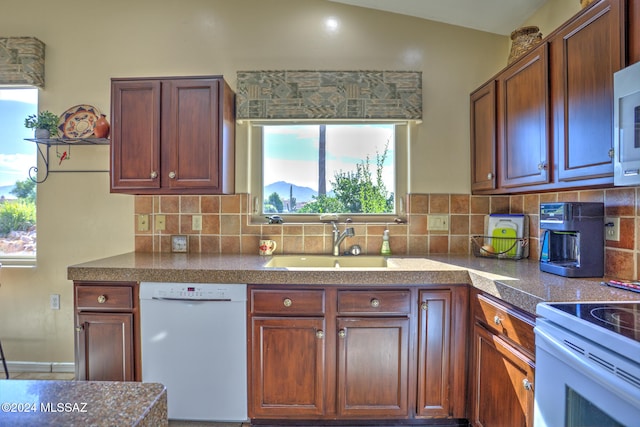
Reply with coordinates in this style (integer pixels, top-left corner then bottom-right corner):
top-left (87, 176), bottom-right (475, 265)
top-left (24, 138), bottom-right (110, 183)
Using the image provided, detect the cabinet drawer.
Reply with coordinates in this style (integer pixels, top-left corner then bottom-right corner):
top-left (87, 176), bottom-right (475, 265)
top-left (337, 290), bottom-right (411, 315)
top-left (474, 293), bottom-right (535, 354)
top-left (76, 285), bottom-right (134, 311)
top-left (251, 289), bottom-right (325, 315)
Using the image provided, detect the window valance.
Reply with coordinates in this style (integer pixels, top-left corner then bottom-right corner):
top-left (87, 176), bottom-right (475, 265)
top-left (0, 37), bottom-right (45, 88)
top-left (236, 70), bottom-right (422, 120)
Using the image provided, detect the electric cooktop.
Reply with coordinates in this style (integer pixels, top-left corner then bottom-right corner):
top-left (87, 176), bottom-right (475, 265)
top-left (538, 302), bottom-right (640, 345)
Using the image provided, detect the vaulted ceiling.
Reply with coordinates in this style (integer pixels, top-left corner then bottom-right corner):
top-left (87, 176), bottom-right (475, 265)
top-left (328, 0), bottom-right (548, 35)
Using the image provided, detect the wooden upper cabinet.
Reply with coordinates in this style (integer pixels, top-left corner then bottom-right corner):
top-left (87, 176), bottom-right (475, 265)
top-left (110, 76), bottom-right (235, 195)
top-left (110, 80), bottom-right (161, 191)
top-left (470, 81), bottom-right (497, 192)
top-left (551, 0), bottom-right (623, 182)
top-left (498, 43), bottom-right (550, 189)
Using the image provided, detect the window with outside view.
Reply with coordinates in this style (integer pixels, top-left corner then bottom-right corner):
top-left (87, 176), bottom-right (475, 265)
top-left (0, 87), bottom-right (37, 261)
top-left (262, 124), bottom-right (395, 215)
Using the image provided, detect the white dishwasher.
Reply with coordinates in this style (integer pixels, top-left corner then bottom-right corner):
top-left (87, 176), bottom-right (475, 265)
top-left (140, 282), bottom-right (247, 422)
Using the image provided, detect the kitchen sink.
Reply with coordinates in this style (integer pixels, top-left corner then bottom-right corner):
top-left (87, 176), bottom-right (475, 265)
top-left (264, 255), bottom-right (388, 269)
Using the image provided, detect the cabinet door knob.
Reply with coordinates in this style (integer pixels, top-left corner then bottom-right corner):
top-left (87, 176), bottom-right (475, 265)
top-left (608, 148), bottom-right (614, 159)
top-left (75, 326), bottom-right (83, 332)
top-left (168, 171), bottom-right (176, 179)
top-left (150, 171), bottom-right (158, 179)
top-left (537, 162), bottom-right (547, 171)
top-left (421, 301), bottom-right (428, 311)
top-left (97, 295), bottom-right (107, 304)
top-left (370, 298), bottom-right (380, 308)
top-left (283, 298), bottom-right (292, 307)
top-left (493, 315), bottom-right (502, 325)
top-left (338, 329), bottom-right (346, 338)
top-left (316, 330), bottom-right (324, 339)
top-left (523, 378), bottom-right (533, 391)
top-left (487, 172), bottom-right (494, 180)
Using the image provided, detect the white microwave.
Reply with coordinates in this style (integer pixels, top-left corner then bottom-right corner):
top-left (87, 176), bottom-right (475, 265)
top-left (614, 61), bottom-right (640, 185)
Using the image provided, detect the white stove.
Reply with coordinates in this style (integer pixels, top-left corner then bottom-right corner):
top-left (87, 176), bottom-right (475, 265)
top-left (534, 302), bottom-right (640, 427)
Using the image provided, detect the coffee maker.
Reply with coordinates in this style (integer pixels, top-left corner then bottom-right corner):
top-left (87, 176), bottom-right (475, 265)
top-left (539, 202), bottom-right (604, 278)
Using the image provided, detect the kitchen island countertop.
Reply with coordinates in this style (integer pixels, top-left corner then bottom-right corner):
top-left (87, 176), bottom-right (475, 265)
top-left (0, 380), bottom-right (167, 426)
top-left (68, 252), bottom-right (640, 315)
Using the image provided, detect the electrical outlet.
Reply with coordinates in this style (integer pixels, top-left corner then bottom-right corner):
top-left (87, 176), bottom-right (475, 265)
top-left (605, 217), bottom-right (620, 241)
top-left (50, 294), bottom-right (60, 310)
top-left (192, 215), bottom-right (202, 231)
top-left (155, 215), bottom-right (166, 231)
top-left (137, 214), bottom-right (149, 231)
top-left (427, 214), bottom-right (449, 231)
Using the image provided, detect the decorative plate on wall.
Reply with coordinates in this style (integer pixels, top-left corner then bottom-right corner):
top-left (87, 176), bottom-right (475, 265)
top-left (58, 104), bottom-right (101, 139)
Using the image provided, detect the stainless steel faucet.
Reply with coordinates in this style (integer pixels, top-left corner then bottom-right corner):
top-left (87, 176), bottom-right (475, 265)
top-left (331, 221), bottom-right (355, 256)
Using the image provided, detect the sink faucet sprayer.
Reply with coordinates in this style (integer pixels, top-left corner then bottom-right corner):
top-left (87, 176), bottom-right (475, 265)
top-left (331, 221), bottom-right (355, 256)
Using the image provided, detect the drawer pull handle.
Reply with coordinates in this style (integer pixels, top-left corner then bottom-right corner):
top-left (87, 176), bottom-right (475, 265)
top-left (283, 298), bottom-right (292, 307)
top-left (523, 378), bottom-right (533, 391)
top-left (169, 171), bottom-right (176, 179)
top-left (316, 330), bottom-right (324, 339)
top-left (370, 298), bottom-right (380, 308)
top-left (493, 315), bottom-right (502, 325)
top-left (338, 329), bottom-right (346, 338)
top-left (421, 301), bottom-right (428, 311)
top-left (97, 295), bottom-right (107, 304)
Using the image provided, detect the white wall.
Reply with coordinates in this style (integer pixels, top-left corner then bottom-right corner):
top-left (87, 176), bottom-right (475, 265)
top-left (0, 0), bottom-right (577, 363)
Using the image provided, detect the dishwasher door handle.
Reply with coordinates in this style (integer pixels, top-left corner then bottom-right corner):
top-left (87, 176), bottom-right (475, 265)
top-left (151, 297), bottom-right (233, 302)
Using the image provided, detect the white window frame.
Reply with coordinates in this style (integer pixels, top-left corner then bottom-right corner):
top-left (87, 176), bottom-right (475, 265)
top-left (0, 85), bottom-right (38, 266)
top-left (246, 120), bottom-right (413, 224)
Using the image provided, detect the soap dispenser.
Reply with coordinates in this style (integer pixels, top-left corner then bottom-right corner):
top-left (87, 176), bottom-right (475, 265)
top-left (380, 229), bottom-right (392, 255)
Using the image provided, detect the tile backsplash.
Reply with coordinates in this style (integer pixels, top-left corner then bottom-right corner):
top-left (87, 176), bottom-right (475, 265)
top-left (134, 187), bottom-right (640, 280)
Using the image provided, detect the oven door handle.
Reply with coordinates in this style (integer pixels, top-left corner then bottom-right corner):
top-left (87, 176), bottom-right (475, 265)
top-left (535, 326), bottom-right (640, 408)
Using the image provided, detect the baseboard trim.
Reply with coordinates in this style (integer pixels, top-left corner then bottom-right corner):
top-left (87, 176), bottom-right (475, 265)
top-left (6, 361), bottom-right (74, 373)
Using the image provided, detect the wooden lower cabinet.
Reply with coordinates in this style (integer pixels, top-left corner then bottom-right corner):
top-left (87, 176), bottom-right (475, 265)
top-left (417, 288), bottom-right (468, 419)
top-left (250, 317), bottom-right (326, 418)
top-left (471, 325), bottom-right (535, 427)
top-left (336, 316), bottom-right (409, 418)
top-left (75, 312), bottom-right (134, 381)
top-left (469, 291), bottom-right (536, 427)
top-left (248, 285), bottom-right (468, 423)
top-left (74, 281), bottom-right (139, 382)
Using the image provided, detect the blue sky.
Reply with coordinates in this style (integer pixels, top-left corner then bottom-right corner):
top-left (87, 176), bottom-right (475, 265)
top-left (0, 88), bottom-right (38, 186)
top-left (263, 124), bottom-right (395, 192)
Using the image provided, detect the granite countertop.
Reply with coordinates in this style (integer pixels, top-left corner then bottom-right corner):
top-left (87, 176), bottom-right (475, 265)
top-left (68, 252), bottom-right (640, 315)
top-left (0, 380), bottom-right (167, 426)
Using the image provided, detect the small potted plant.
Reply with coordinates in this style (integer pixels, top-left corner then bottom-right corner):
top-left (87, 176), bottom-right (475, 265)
top-left (24, 111), bottom-right (59, 139)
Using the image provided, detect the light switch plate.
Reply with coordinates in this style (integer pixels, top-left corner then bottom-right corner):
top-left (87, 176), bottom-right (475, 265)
top-left (192, 215), bottom-right (202, 231)
top-left (427, 214), bottom-right (449, 231)
top-left (155, 215), bottom-right (166, 231)
top-left (137, 214), bottom-right (149, 231)
top-left (605, 217), bottom-right (620, 241)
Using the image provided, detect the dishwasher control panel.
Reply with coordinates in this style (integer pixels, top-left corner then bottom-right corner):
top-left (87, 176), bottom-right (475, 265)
top-left (139, 282), bottom-right (247, 301)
